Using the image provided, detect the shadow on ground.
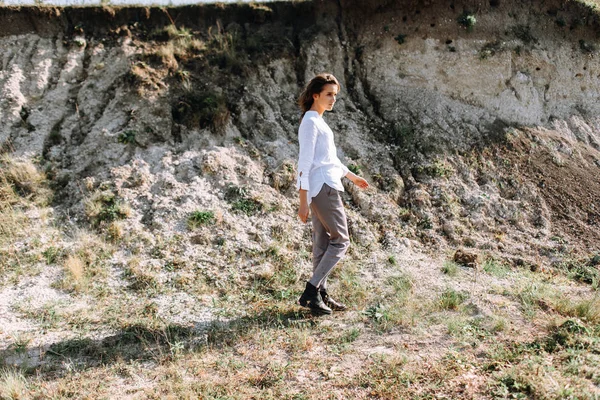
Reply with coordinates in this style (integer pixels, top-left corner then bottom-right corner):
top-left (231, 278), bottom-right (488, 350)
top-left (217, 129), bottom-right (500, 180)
top-left (0, 307), bottom-right (316, 378)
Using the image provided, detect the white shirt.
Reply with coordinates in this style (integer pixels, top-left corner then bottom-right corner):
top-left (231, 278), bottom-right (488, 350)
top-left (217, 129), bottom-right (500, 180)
top-left (296, 111), bottom-right (349, 203)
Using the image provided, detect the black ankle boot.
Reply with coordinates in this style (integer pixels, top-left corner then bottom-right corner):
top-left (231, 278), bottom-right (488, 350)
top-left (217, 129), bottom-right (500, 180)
top-left (298, 282), bottom-right (332, 315)
top-left (320, 289), bottom-right (347, 311)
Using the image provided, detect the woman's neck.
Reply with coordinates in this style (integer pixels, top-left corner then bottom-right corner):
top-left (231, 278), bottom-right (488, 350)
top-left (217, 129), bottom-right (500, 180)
top-left (309, 105), bottom-right (325, 116)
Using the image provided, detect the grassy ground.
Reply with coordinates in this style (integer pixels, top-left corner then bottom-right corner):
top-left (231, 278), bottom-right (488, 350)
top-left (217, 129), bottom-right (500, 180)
top-left (1, 153), bottom-right (599, 399)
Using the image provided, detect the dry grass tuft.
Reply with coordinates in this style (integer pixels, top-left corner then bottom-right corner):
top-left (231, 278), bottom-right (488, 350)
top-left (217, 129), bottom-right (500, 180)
top-left (0, 155), bottom-right (47, 199)
top-left (0, 368), bottom-right (29, 400)
top-left (106, 221), bottom-right (124, 242)
top-left (0, 155), bottom-right (51, 245)
top-left (63, 255), bottom-right (86, 291)
top-left (555, 296), bottom-right (600, 323)
top-left (152, 25), bottom-right (205, 69)
top-left (84, 190), bottom-right (130, 228)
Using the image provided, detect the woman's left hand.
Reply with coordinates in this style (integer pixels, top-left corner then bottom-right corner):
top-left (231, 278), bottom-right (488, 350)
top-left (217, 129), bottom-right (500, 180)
top-left (353, 176), bottom-right (369, 189)
top-left (347, 172), bottom-right (369, 189)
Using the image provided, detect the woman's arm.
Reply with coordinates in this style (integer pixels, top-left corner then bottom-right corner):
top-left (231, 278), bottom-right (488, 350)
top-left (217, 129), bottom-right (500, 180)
top-left (345, 171), bottom-right (369, 189)
top-left (297, 120), bottom-right (318, 223)
top-left (297, 121), bottom-right (318, 192)
top-left (298, 189), bottom-right (309, 223)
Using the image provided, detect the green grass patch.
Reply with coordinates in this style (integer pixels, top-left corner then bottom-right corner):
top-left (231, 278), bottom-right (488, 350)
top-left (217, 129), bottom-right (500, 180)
top-left (442, 260), bottom-right (459, 276)
top-left (231, 198), bottom-right (263, 216)
top-left (337, 263), bottom-right (369, 309)
top-left (437, 288), bottom-right (468, 310)
top-left (118, 130), bottom-right (136, 144)
top-left (555, 297), bottom-right (600, 323)
top-left (348, 163), bottom-right (361, 175)
top-left (84, 190), bottom-right (130, 228)
top-left (223, 184), bottom-right (264, 216)
top-left (556, 256), bottom-right (600, 288)
top-left (386, 273), bottom-right (414, 298)
top-left (187, 210), bottom-right (215, 229)
top-left (482, 257), bottom-right (510, 277)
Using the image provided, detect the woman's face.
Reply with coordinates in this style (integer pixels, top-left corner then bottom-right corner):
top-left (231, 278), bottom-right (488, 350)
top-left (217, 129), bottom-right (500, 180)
top-left (313, 83), bottom-right (338, 112)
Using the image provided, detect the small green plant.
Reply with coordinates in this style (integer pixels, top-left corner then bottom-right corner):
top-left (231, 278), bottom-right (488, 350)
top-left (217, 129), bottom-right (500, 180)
top-left (154, 24), bottom-right (193, 41)
top-left (118, 130), bottom-right (136, 144)
top-left (458, 12), bottom-right (476, 32)
top-left (339, 328), bottom-right (361, 344)
top-left (348, 164), bottom-right (361, 175)
top-left (188, 210), bottom-right (215, 229)
top-left (388, 254), bottom-right (397, 265)
top-left (438, 288), bottom-right (468, 310)
top-left (417, 216), bottom-right (433, 230)
top-left (232, 198), bottom-right (263, 216)
top-left (364, 303), bottom-right (390, 322)
top-left (42, 246), bottom-right (63, 264)
top-left (482, 258), bottom-right (510, 277)
top-left (442, 261), bottom-right (459, 276)
top-left (395, 34), bottom-right (407, 45)
top-left (98, 200), bottom-right (128, 224)
top-left (225, 185), bottom-right (263, 216)
top-left (84, 191), bottom-right (130, 227)
top-left (11, 335), bottom-right (31, 354)
top-left (495, 374), bottom-right (533, 397)
top-left (557, 257), bottom-right (600, 287)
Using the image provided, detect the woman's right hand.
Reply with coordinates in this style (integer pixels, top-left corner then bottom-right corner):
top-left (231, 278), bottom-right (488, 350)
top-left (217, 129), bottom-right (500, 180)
top-left (298, 189), bottom-right (309, 223)
top-left (298, 202), bottom-right (309, 223)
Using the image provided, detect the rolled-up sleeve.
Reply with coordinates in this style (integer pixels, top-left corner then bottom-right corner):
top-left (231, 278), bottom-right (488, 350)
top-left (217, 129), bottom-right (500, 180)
top-left (340, 162), bottom-right (349, 176)
top-left (296, 120), bottom-right (318, 191)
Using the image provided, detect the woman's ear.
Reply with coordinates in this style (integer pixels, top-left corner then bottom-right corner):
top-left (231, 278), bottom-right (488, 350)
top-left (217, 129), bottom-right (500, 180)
top-left (312, 92), bottom-right (320, 100)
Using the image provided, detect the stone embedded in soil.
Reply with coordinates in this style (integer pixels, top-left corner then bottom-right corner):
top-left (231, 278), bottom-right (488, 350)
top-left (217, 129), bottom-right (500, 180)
top-left (453, 249), bottom-right (479, 268)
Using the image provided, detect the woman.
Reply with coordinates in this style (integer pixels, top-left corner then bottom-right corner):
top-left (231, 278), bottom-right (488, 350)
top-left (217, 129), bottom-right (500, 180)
top-left (296, 73), bottom-right (369, 315)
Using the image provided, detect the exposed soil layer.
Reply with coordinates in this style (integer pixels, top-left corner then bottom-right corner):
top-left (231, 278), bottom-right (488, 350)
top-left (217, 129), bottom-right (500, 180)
top-left (507, 129), bottom-right (600, 253)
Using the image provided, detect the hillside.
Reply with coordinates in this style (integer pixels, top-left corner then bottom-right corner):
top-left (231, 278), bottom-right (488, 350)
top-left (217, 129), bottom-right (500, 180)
top-left (1, 0), bottom-right (600, 398)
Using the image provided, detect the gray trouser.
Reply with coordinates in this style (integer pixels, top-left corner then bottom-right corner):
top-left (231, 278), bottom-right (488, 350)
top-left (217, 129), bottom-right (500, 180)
top-left (308, 184), bottom-right (350, 290)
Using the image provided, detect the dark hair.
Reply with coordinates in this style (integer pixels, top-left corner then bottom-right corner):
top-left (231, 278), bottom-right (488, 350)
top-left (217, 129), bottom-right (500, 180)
top-left (297, 73), bottom-right (341, 116)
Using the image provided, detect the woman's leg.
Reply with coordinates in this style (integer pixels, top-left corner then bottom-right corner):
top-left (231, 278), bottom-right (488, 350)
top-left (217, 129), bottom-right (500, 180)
top-left (311, 209), bottom-right (329, 287)
top-left (308, 184), bottom-right (350, 289)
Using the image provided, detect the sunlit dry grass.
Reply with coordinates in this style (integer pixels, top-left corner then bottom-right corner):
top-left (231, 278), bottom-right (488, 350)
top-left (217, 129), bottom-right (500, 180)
top-left (0, 368), bottom-right (29, 400)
